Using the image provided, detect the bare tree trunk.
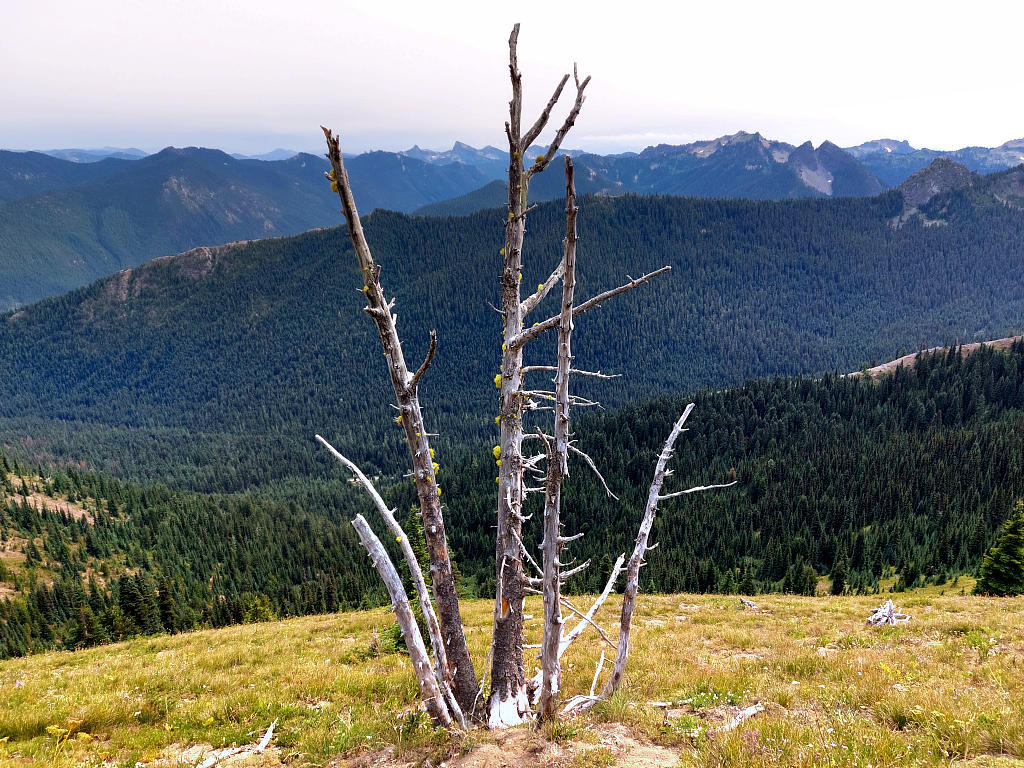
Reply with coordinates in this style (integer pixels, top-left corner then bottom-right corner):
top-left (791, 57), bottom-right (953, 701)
top-left (351, 514), bottom-right (453, 729)
top-left (489, 24), bottom-right (590, 728)
top-left (537, 158), bottom-right (578, 721)
top-left (490, 26), bottom-right (529, 722)
top-left (321, 129), bottom-right (478, 714)
top-left (602, 406), bottom-right (693, 697)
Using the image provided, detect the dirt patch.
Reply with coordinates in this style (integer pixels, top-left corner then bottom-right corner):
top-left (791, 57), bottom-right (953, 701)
top-left (22, 492), bottom-right (93, 522)
top-left (3, 474), bottom-right (94, 521)
top-left (334, 724), bottom-right (680, 768)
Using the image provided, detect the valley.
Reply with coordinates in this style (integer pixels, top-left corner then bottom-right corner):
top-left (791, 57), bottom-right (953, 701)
top-left (5, 6), bottom-right (1024, 766)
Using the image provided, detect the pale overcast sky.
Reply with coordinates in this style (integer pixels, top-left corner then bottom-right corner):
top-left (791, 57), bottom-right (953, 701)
top-left (2, 0), bottom-right (1022, 155)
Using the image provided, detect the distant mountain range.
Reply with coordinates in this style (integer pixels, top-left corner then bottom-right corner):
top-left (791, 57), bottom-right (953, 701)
top-left (845, 137), bottom-right (1024, 187)
top-left (0, 147), bottom-right (491, 309)
top-left (2, 134), bottom-right (1022, 309)
top-left (410, 132), bottom-right (1024, 216)
top-left (413, 132), bottom-right (888, 215)
top-left (41, 147), bottom-right (148, 163)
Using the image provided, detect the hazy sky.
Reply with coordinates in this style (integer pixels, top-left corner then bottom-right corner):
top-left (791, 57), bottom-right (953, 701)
top-left (2, 0), bottom-right (1022, 155)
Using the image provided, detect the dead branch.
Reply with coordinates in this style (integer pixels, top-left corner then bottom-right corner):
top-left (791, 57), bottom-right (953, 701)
top-left (560, 559), bottom-right (592, 580)
top-left (521, 365), bottom-right (622, 379)
top-left (510, 266), bottom-right (672, 351)
top-left (351, 514), bottom-right (453, 729)
top-left (568, 444), bottom-right (618, 499)
top-left (409, 330), bottom-right (438, 392)
top-left (521, 260), bottom-right (566, 316)
top-left (715, 703), bottom-right (766, 733)
top-left (560, 597), bottom-right (618, 651)
top-left (521, 74), bottom-right (569, 149)
top-left (195, 720), bottom-right (278, 768)
top-left (657, 480), bottom-right (738, 500)
top-left (525, 65), bottom-right (591, 179)
top-left (315, 435), bottom-right (465, 728)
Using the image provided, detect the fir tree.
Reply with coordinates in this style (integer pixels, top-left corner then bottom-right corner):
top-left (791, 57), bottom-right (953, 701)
top-left (975, 501), bottom-right (1024, 596)
top-left (830, 558), bottom-right (848, 596)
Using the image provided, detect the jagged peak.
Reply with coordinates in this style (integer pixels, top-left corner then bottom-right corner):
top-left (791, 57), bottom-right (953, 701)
top-left (895, 157), bottom-right (977, 218)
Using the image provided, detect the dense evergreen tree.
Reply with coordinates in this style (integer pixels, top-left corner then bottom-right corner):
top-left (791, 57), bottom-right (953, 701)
top-left (975, 501), bottom-right (1024, 596)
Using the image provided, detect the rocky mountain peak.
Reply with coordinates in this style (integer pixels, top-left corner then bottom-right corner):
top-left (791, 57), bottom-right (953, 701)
top-left (897, 157), bottom-right (977, 210)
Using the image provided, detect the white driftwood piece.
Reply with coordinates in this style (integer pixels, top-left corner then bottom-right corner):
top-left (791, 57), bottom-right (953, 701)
top-left (194, 719), bottom-right (277, 768)
top-left (867, 599), bottom-right (910, 626)
top-left (715, 703), bottom-right (765, 733)
top-left (316, 435), bottom-right (465, 728)
top-left (351, 514), bottom-right (454, 729)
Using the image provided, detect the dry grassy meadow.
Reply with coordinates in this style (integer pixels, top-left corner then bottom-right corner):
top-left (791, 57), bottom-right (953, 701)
top-left (2, 584), bottom-right (1023, 768)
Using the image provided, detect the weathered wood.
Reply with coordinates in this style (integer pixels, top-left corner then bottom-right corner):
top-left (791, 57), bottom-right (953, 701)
top-left (490, 24), bottom-right (590, 728)
top-left (715, 703), bottom-right (765, 733)
top-left (195, 719), bottom-right (277, 768)
top-left (315, 435), bottom-right (465, 728)
top-left (321, 128), bottom-right (478, 714)
top-left (537, 158), bottom-right (578, 721)
top-left (510, 266), bottom-right (673, 351)
top-left (603, 406), bottom-right (694, 697)
top-left (351, 514), bottom-right (453, 729)
top-left (601, 406), bottom-right (737, 698)
top-left (489, 22), bottom-right (532, 728)
top-left (867, 599), bottom-right (910, 626)
top-left (529, 552), bottom-right (624, 698)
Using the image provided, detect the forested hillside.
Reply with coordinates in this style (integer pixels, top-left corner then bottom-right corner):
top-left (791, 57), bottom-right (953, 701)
top-left (2, 185), bottom-right (1024, 490)
top-left (3, 341), bottom-right (1024, 659)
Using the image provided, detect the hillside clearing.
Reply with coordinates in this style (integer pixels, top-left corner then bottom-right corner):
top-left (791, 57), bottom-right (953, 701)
top-left (855, 336), bottom-right (1024, 379)
top-left (1, 586), bottom-right (1023, 767)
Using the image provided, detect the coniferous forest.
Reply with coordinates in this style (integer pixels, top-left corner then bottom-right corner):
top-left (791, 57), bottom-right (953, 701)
top-left (2, 186), bottom-right (1024, 494)
top-left (4, 340), bottom-right (1024, 659)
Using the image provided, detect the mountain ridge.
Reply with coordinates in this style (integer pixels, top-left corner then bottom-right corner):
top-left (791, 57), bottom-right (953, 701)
top-left (5, 134), bottom-right (1024, 309)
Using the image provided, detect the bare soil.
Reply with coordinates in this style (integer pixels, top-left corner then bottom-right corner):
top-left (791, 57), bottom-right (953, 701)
top-left (336, 723), bottom-right (681, 768)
